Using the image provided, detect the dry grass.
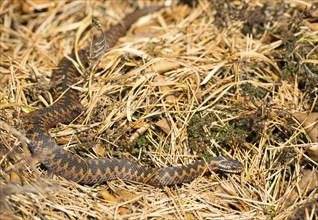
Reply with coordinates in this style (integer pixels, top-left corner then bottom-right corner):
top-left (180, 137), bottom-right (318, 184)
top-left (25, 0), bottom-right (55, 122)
top-left (1, 0), bottom-right (318, 219)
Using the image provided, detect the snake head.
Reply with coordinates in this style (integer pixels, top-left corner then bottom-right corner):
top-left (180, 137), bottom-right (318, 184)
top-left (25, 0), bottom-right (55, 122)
top-left (208, 156), bottom-right (244, 174)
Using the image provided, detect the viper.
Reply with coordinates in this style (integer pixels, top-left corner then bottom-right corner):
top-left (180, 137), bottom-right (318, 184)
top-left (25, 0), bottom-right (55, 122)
top-left (21, 6), bottom-right (243, 186)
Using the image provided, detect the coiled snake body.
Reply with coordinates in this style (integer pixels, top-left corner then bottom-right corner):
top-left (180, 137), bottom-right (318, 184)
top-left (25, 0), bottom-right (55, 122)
top-left (22, 6), bottom-right (243, 186)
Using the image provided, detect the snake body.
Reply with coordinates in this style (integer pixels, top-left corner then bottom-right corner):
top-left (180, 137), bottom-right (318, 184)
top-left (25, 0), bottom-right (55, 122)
top-left (22, 6), bottom-right (243, 186)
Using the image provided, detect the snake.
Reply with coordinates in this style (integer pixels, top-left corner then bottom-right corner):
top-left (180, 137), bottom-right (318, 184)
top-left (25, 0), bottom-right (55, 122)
top-left (21, 6), bottom-right (243, 186)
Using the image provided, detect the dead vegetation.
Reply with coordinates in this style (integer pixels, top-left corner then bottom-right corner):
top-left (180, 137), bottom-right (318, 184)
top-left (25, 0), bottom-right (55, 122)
top-left (0, 0), bottom-right (317, 219)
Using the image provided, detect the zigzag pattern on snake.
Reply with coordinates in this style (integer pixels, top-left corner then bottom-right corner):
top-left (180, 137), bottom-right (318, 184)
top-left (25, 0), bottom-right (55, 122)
top-left (21, 6), bottom-right (243, 186)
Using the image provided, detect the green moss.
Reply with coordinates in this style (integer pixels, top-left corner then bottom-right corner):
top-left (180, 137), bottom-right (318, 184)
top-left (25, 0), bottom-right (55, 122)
top-left (240, 83), bottom-right (267, 98)
top-left (136, 135), bottom-right (148, 148)
top-left (187, 114), bottom-right (210, 153)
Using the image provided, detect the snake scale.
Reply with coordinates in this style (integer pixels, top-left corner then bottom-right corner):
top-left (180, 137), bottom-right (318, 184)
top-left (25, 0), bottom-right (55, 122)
top-left (21, 6), bottom-right (243, 186)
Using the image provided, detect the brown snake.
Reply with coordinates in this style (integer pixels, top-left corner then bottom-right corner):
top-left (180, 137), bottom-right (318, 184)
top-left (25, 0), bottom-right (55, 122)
top-left (21, 6), bottom-right (243, 186)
